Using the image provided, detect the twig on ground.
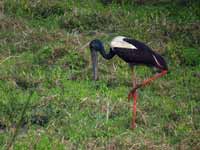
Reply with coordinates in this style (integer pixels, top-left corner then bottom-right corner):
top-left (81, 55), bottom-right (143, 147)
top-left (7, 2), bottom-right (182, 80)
top-left (6, 90), bottom-right (34, 150)
top-left (0, 55), bottom-right (20, 65)
top-left (76, 41), bottom-right (90, 53)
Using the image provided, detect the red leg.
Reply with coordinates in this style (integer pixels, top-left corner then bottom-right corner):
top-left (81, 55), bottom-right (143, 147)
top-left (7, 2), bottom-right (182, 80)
top-left (141, 70), bottom-right (168, 87)
top-left (128, 70), bottom-right (167, 129)
top-left (129, 70), bottom-right (167, 95)
top-left (131, 90), bottom-right (137, 129)
top-left (128, 66), bottom-right (136, 101)
top-left (128, 66), bottom-right (138, 129)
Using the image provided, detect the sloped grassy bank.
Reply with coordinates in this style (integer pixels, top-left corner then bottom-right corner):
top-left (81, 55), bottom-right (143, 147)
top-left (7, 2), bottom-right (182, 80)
top-left (0, 0), bottom-right (199, 149)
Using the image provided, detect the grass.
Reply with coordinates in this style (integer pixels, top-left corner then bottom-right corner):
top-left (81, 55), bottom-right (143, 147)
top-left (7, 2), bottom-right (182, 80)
top-left (0, 0), bottom-right (200, 149)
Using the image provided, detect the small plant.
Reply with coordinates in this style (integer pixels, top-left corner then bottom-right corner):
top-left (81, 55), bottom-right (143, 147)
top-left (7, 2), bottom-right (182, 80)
top-left (181, 48), bottom-right (200, 66)
top-left (4, 0), bottom-right (66, 18)
top-left (34, 46), bottom-right (53, 65)
top-left (59, 11), bottom-right (119, 32)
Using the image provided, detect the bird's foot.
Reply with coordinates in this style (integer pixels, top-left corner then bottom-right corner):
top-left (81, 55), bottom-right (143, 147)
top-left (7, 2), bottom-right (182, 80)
top-left (131, 123), bottom-right (137, 129)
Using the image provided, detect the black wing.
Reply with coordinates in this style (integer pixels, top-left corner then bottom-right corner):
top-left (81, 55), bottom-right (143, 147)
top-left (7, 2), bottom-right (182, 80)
top-left (125, 38), bottom-right (168, 70)
top-left (123, 38), bottom-right (153, 53)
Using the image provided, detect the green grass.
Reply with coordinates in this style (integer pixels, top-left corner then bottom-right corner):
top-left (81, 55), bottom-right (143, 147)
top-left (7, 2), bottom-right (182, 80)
top-left (0, 0), bottom-right (200, 149)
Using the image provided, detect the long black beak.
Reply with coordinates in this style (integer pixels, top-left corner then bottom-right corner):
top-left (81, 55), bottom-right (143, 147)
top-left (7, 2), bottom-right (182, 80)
top-left (90, 49), bottom-right (98, 80)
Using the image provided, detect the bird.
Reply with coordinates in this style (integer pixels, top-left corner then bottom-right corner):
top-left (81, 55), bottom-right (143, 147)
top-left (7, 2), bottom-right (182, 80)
top-left (89, 36), bottom-right (168, 129)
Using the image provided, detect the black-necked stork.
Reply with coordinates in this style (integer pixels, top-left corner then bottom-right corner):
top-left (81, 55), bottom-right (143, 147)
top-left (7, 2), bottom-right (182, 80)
top-left (89, 36), bottom-right (168, 129)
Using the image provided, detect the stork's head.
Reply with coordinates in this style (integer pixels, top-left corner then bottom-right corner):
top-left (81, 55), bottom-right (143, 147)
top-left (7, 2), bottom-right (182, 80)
top-left (89, 39), bottom-right (104, 52)
top-left (89, 39), bottom-right (103, 80)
